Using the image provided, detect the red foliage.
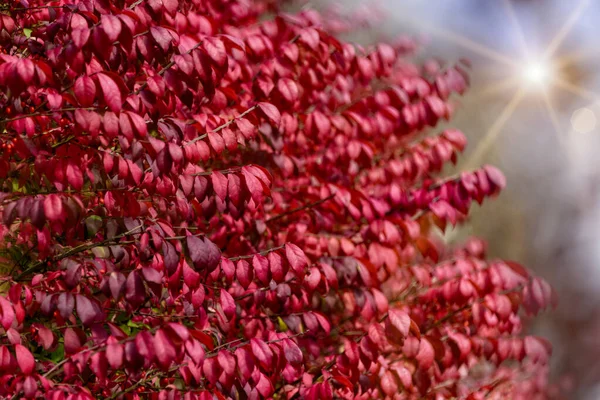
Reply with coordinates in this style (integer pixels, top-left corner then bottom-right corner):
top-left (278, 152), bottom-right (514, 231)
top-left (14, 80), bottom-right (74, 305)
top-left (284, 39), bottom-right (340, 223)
top-left (0, 1), bottom-right (556, 399)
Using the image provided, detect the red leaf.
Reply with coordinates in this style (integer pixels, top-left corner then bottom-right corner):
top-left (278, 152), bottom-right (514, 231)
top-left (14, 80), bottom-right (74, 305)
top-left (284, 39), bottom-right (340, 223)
top-left (0, 297), bottom-right (15, 330)
top-left (257, 102), bottom-right (281, 126)
top-left (220, 289), bottom-right (236, 320)
top-left (96, 72), bottom-right (123, 112)
top-left (235, 346), bottom-right (255, 382)
top-left (17, 59), bottom-right (35, 85)
top-left (15, 344), bottom-right (35, 375)
top-left (314, 312), bottom-right (331, 335)
top-left (227, 173), bottom-right (242, 205)
top-left (282, 339), bottom-right (302, 366)
top-left (250, 338), bottom-right (274, 371)
top-left (241, 166), bottom-right (264, 203)
top-left (285, 243), bottom-right (308, 277)
top-left (299, 28), bottom-right (320, 50)
top-left (277, 78), bottom-right (299, 103)
top-left (36, 325), bottom-right (55, 350)
top-left (268, 251), bottom-right (285, 283)
top-left (252, 254), bottom-right (270, 285)
top-left (90, 352), bottom-right (108, 382)
top-left (236, 260), bottom-right (253, 289)
top-left (524, 336), bottom-right (552, 364)
top-left (162, 241), bottom-right (179, 276)
top-left (64, 327), bottom-right (83, 354)
top-left (135, 331), bottom-right (156, 362)
top-left (76, 295), bottom-right (103, 326)
top-left (125, 270), bottom-right (146, 307)
top-left (66, 162), bottom-right (84, 190)
top-left (483, 164), bottom-right (506, 190)
top-left (72, 27), bottom-right (91, 48)
top-left (217, 350), bottom-right (236, 376)
top-left (106, 337), bottom-right (124, 369)
top-left (385, 309), bottom-right (410, 346)
top-left (101, 14), bottom-right (122, 42)
top-left (107, 272), bottom-right (126, 300)
top-left (211, 171), bottom-right (228, 201)
top-left (186, 236), bottom-right (221, 272)
top-left (150, 26), bottom-right (173, 52)
top-left (381, 370), bottom-right (399, 396)
top-left (416, 338), bottom-right (435, 369)
top-left (255, 372), bottom-right (274, 397)
top-left (154, 329), bottom-right (177, 369)
top-left (43, 194), bottom-right (64, 222)
top-left (57, 293), bottom-right (74, 319)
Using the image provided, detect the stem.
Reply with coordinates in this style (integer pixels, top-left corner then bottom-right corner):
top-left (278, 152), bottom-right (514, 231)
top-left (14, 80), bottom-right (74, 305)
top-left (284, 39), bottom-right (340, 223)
top-left (228, 244), bottom-right (285, 262)
top-left (16, 225), bottom-right (144, 279)
top-left (185, 105), bottom-right (257, 146)
top-left (0, 107), bottom-right (95, 124)
top-left (266, 193), bottom-right (336, 223)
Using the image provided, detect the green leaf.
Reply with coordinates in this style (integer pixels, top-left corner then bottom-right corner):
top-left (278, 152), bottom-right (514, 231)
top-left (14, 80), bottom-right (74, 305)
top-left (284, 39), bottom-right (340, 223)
top-left (49, 343), bottom-right (64, 363)
top-left (84, 215), bottom-right (103, 237)
top-left (23, 28), bottom-right (32, 38)
top-left (91, 247), bottom-right (110, 258)
top-left (277, 317), bottom-right (288, 332)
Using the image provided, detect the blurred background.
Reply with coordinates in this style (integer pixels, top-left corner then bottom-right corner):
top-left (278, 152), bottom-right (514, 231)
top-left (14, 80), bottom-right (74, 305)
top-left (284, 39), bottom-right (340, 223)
top-left (312, 0), bottom-right (600, 398)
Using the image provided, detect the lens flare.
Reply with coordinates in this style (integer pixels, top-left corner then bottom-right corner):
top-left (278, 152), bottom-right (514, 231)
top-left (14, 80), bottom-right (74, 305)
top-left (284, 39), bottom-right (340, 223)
top-left (523, 62), bottom-right (553, 86)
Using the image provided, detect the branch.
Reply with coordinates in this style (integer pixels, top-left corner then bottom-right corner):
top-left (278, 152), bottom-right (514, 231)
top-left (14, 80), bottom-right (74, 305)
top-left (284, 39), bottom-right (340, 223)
top-left (15, 225), bottom-right (144, 280)
top-left (228, 244), bottom-right (286, 262)
top-left (184, 105), bottom-right (257, 146)
top-left (266, 193), bottom-right (336, 224)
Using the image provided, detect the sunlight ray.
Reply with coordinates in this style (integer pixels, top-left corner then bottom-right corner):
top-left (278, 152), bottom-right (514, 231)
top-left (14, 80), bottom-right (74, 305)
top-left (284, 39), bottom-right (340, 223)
top-left (464, 89), bottom-right (526, 169)
top-left (469, 78), bottom-right (518, 102)
top-left (555, 48), bottom-right (600, 68)
top-left (543, 0), bottom-right (591, 59)
top-left (399, 18), bottom-right (518, 67)
top-left (553, 76), bottom-right (600, 103)
top-left (541, 90), bottom-right (566, 146)
top-left (502, 0), bottom-right (530, 57)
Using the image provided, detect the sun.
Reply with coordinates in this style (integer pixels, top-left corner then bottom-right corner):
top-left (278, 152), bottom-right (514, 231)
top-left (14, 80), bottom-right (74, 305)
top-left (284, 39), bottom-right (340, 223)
top-left (522, 61), bottom-right (553, 87)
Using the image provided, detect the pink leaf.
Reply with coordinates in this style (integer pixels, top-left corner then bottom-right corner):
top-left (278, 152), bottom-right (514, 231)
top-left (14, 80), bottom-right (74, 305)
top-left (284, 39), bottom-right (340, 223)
top-left (220, 289), bottom-right (236, 320)
top-left (101, 14), bottom-right (122, 42)
top-left (235, 346), bottom-right (255, 382)
top-left (250, 338), bottom-right (273, 371)
top-left (236, 260), bottom-right (253, 289)
top-left (257, 102), bottom-right (281, 126)
top-left (285, 243), bottom-right (308, 277)
top-left (150, 26), bottom-right (173, 52)
top-left (385, 309), bottom-right (410, 346)
top-left (76, 295), bottom-right (103, 326)
top-left (211, 171), bottom-right (228, 201)
top-left (255, 372), bottom-right (274, 397)
top-left (0, 297), bottom-right (15, 330)
top-left (15, 344), bottom-right (35, 375)
top-left (416, 338), bottom-right (435, 369)
top-left (154, 329), bottom-right (177, 369)
top-left (66, 162), bottom-right (84, 190)
top-left (217, 350), bottom-right (236, 376)
top-left (282, 339), bottom-right (302, 366)
top-left (483, 164), bottom-right (506, 190)
top-left (43, 194), bottom-right (64, 222)
top-left (106, 337), bottom-right (124, 369)
top-left (277, 78), bottom-right (299, 103)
